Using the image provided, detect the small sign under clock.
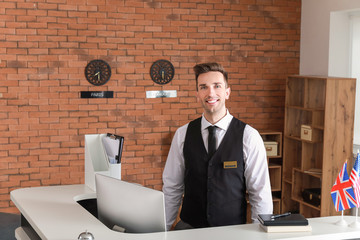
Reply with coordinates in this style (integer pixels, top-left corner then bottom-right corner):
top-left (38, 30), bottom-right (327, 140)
top-left (80, 91), bottom-right (114, 98)
top-left (146, 90), bottom-right (177, 98)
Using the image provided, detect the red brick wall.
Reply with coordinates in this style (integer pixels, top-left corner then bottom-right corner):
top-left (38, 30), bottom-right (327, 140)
top-left (0, 0), bottom-right (300, 213)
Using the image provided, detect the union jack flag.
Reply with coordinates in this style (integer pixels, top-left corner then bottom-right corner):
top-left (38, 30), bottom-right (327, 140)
top-left (331, 160), bottom-right (357, 211)
top-left (350, 153), bottom-right (360, 208)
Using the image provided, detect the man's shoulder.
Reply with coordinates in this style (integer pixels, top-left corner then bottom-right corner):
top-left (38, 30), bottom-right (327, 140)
top-left (229, 116), bottom-right (257, 133)
top-left (170, 123), bottom-right (190, 146)
top-left (178, 122), bottom-right (190, 131)
top-left (228, 117), bottom-right (261, 140)
top-left (243, 124), bottom-right (263, 143)
top-left (175, 122), bottom-right (190, 135)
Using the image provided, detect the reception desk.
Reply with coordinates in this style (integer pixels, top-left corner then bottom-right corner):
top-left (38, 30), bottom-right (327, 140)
top-left (10, 184), bottom-right (360, 240)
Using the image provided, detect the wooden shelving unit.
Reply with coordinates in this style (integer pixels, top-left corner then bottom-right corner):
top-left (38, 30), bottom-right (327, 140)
top-left (281, 75), bottom-right (356, 218)
top-left (261, 131), bottom-right (283, 216)
top-left (247, 131), bottom-right (283, 223)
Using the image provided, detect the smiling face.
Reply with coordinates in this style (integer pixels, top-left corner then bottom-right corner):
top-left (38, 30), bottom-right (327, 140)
top-left (196, 71), bottom-right (230, 124)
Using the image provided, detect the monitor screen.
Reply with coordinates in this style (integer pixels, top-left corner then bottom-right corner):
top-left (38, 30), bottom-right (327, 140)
top-left (95, 174), bottom-right (166, 233)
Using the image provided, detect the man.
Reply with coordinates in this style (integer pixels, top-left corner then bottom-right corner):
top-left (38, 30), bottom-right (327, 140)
top-left (162, 62), bottom-right (273, 230)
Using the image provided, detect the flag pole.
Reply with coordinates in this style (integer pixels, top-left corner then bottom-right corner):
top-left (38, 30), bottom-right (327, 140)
top-left (336, 210), bottom-right (348, 226)
top-left (350, 207), bottom-right (360, 228)
top-left (350, 196), bottom-right (360, 227)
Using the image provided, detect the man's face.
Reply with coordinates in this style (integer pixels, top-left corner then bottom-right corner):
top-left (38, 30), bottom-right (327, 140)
top-left (196, 71), bottom-right (230, 119)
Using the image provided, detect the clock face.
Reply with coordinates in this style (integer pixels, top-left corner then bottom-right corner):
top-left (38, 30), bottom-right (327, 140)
top-left (85, 59), bottom-right (111, 86)
top-left (150, 60), bottom-right (175, 85)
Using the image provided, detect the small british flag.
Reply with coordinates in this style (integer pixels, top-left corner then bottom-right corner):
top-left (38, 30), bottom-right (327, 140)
top-left (331, 160), bottom-right (357, 211)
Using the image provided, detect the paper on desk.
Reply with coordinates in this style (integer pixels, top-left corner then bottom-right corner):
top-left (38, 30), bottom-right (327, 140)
top-left (102, 135), bottom-right (120, 164)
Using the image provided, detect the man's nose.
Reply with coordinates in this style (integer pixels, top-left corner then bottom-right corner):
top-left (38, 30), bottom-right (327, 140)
top-left (208, 86), bottom-right (216, 96)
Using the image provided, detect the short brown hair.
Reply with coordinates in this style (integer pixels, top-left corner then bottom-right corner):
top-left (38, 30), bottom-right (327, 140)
top-left (193, 62), bottom-right (228, 90)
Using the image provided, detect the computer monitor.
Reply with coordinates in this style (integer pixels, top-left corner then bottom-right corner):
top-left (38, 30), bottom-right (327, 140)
top-left (95, 174), bottom-right (166, 233)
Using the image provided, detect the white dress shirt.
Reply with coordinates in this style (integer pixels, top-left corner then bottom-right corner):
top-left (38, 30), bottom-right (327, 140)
top-left (162, 111), bottom-right (273, 230)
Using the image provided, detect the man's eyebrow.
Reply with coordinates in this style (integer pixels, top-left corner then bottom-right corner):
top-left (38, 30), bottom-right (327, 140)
top-left (199, 82), bottom-right (223, 86)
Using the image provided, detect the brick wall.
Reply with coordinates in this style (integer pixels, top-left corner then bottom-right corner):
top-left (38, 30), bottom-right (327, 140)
top-left (0, 0), bottom-right (301, 213)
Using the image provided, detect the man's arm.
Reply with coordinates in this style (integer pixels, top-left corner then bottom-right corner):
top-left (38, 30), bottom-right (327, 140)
top-left (162, 125), bottom-right (187, 230)
top-left (243, 125), bottom-right (273, 222)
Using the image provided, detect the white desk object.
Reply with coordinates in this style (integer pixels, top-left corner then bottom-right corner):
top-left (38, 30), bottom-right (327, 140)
top-left (10, 184), bottom-right (360, 240)
top-left (85, 134), bottom-right (121, 190)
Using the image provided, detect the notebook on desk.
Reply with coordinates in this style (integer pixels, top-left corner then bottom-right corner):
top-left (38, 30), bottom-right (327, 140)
top-left (257, 213), bottom-right (308, 226)
top-left (258, 213), bottom-right (311, 233)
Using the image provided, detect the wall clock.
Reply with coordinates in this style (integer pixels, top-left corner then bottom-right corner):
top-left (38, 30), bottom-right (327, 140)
top-left (150, 59), bottom-right (175, 85)
top-left (85, 59), bottom-right (111, 86)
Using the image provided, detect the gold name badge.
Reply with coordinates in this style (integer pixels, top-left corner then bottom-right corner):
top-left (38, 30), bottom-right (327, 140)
top-left (223, 161), bottom-right (237, 169)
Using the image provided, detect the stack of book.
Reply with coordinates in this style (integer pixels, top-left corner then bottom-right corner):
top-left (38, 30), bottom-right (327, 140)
top-left (257, 213), bottom-right (312, 233)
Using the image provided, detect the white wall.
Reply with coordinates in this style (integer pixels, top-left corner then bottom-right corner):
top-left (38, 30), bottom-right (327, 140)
top-left (350, 16), bottom-right (360, 145)
top-left (301, 0), bottom-right (360, 144)
top-left (328, 11), bottom-right (351, 77)
top-left (300, 0), bottom-right (360, 75)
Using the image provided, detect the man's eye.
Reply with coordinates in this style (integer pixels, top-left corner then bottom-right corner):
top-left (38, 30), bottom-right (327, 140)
top-left (215, 84), bottom-right (221, 88)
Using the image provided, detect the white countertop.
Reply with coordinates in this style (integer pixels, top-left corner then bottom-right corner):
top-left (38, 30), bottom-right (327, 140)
top-left (10, 184), bottom-right (360, 240)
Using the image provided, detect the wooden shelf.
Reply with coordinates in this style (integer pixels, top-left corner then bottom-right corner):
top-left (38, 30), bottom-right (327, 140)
top-left (282, 75), bottom-right (356, 218)
top-left (292, 168), bottom-right (321, 211)
top-left (283, 178), bottom-right (292, 184)
top-left (247, 131), bottom-right (283, 223)
top-left (268, 163), bottom-right (282, 168)
top-left (269, 164), bottom-right (282, 191)
top-left (261, 131), bottom-right (283, 193)
top-left (262, 132), bottom-right (283, 209)
top-left (312, 125), bottom-right (324, 130)
top-left (291, 196), bottom-right (321, 211)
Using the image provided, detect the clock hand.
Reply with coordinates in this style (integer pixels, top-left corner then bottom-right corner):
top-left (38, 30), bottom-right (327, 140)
top-left (94, 71), bottom-right (100, 81)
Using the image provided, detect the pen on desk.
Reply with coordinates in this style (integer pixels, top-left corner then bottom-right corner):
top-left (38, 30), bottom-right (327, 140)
top-left (271, 212), bottom-right (291, 219)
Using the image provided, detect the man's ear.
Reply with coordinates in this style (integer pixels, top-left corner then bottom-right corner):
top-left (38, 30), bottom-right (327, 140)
top-left (225, 87), bottom-right (231, 100)
top-left (196, 91), bottom-right (200, 102)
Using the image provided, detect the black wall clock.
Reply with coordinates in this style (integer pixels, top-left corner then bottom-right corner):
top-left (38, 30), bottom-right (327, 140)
top-left (150, 59), bottom-right (175, 85)
top-left (85, 59), bottom-right (111, 86)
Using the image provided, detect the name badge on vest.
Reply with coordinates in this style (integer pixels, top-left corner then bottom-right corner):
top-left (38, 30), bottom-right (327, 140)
top-left (223, 161), bottom-right (237, 169)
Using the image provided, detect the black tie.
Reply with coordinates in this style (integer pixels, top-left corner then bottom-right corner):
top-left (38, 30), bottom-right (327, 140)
top-left (208, 126), bottom-right (217, 158)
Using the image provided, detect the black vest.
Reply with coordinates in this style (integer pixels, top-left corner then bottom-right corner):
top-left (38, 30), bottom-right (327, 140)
top-left (180, 117), bottom-right (247, 228)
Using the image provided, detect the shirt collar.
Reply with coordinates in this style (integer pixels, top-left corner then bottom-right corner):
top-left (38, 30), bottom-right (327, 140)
top-left (201, 110), bottom-right (233, 131)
